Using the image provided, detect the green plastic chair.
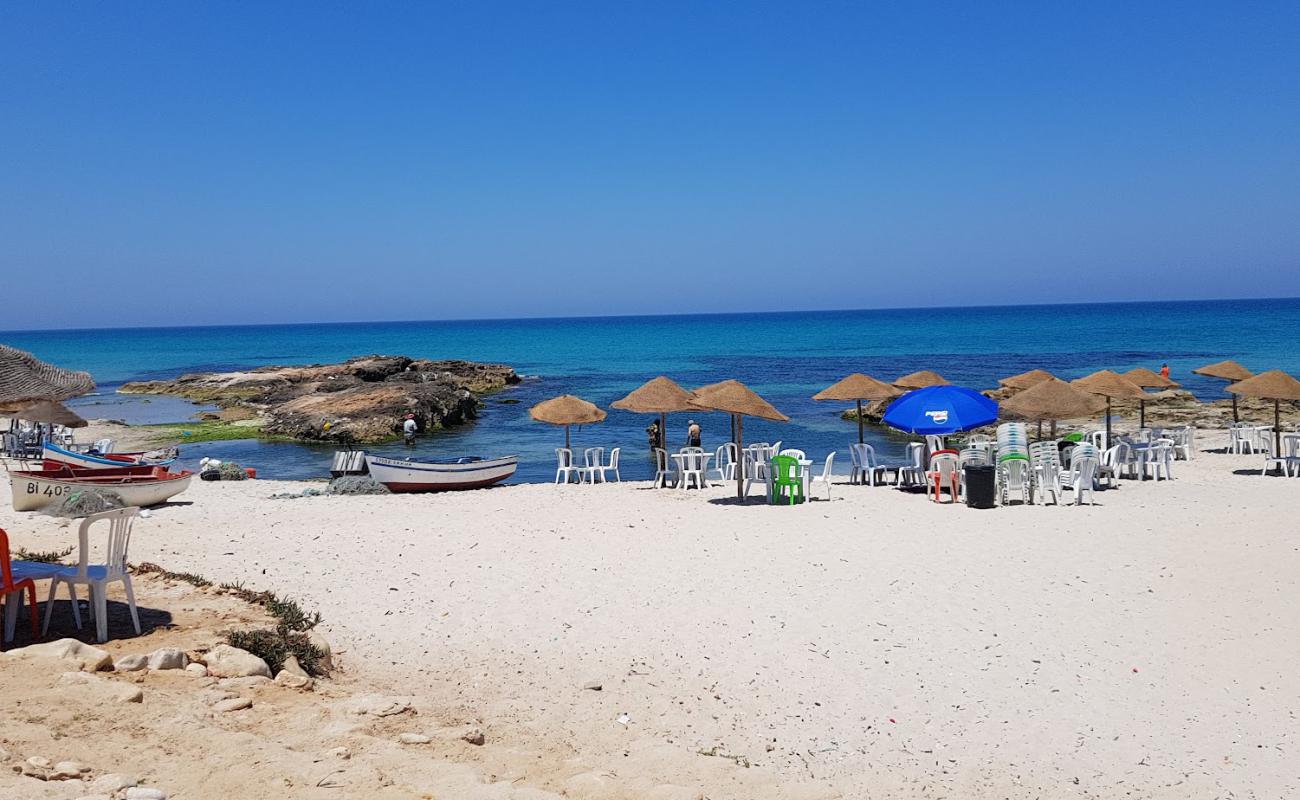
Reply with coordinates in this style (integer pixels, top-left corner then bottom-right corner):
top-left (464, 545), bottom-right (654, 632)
top-left (769, 455), bottom-right (804, 505)
top-left (1062, 432), bottom-right (1084, 443)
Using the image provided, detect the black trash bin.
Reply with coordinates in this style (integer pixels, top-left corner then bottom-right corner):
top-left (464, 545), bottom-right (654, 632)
top-left (964, 464), bottom-right (996, 509)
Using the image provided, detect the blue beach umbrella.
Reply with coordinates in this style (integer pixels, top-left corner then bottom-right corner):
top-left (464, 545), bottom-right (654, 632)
top-left (882, 385), bottom-right (998, 435)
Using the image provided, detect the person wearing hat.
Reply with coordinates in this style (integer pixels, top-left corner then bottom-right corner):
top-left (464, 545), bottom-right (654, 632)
top-left (402, 413), bottom-right (417, 445)
top-left (686, 419), bottom-right (702, 449)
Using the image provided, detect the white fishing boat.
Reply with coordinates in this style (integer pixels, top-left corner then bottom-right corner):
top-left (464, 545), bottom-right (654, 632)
top-left (9, 464), bottom-right (194, 512)
top-left (42, 442), bottom-right (176, 470)
top-left (363, 453), bottom-right (517, 492)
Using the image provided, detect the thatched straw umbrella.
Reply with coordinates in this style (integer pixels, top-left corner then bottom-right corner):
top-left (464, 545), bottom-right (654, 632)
top-left (611, 376), bottom-right (695, 450)
top-left (998, 369), bottom-right (1057, 391)
top-left (894, 370), bottom-right (949, 390)
top-left (7, 400), bottom-right (87, 428)
top-left (1226, 370), bottom-right (1300, 456)
top-left (0, 344), bottom-right (95, 412)
top-left (812, 373), bottom-right (901, 444)
top-left (688, 380), bottom-right (788, 500)
top-left (1071, 370), bottom-right (1149, 446)
top-left (529, 394), bottom-right (606, 450)
top-left (1192, 360), bottom-right (1254, 423)
top-left (1123, 368), bottom-right (1180, 429)
top-left (999, 379), bottom-right (1106, 438)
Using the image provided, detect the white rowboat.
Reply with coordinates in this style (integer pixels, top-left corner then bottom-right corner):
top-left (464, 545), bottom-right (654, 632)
top-left (364, 454), bottom-right (517, 492)
top-left (10, 465), bottom-right (193, 512)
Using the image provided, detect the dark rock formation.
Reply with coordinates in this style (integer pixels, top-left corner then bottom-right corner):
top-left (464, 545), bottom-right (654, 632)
top-left (120, 355), bottom-right (520, 443)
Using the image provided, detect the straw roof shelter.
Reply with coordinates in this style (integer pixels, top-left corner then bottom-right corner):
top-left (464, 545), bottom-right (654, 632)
top-left (611, 376), bottom-right (695, 450)
top-left (1227, 370), bottom-right (1300, 455)
top-left (689, 380), bottom-right (788, 499)
top-left (529, 394), bottom-right (607, 449)
top-left (894, 370), bottom-right (949, 389)
top-left (1072, 370), bottom-right (1149, 444)
top-left (1193, 360), bottom-right (1254, 423)
top-left (1000, 379), bottom-right (1106, 437)
top-left (997, 369), bottom-right (1057, 391)
top-left (1123, 368), bottom-right (1180, 428)
top-left (812, 373), bottom-right (901, 443)
top-left (0, 344), bottom-right (95, 412)
top-left (7, 400), bottom-right (87, 428)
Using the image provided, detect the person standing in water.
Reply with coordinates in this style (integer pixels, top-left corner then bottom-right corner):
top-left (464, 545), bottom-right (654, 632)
top-left (686, 419), bottom-right (702, 448)
top-left (645, 419), bottom-right (662, 450)
top-left (402, 413), bottom-right (417, 445)
top-left (1160, 363), bottom-right (1170, 380)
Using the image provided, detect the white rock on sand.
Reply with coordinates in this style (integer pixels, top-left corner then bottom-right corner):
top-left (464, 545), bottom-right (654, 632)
top-left (201, 645), bottom-right (271, 678)
top-left (58, 672), bottom-right (144, 704)
top-left (3, 639), bottom-right (112, 672)
top-left (146, 647), bottom-right (188, 670)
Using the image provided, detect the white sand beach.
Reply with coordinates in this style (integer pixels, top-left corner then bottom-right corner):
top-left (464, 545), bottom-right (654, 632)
top-left (2, 435), bottom-right (1298, 798)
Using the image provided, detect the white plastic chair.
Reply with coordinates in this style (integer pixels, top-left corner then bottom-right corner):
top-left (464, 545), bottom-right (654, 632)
top-left (42, 507), bottom-right (142, 643)
top-left (1029, 442), bottom-right (1063, 505)
top-left (778, 448), bottom-right (806, 460)
top-left (554, 448), bottom-right (581, 484)
top-left (712, 443), bottom-right (737, 483)
top-left (652, 447), bottom-right (677, 488)
top-left (809, 452), bottom-right (836, 501)
top-left (587, 447), bottom-right (620, 483)
top-left (91, 438), bottom-right (115, 454)
top-left (998, 456), bottom-right (1033, 505)
top-left (678, 450), bottom-right (709, 490)
top-left (925, 451), bottom-right (960, 503)
top-left (1060, 456), bottom-right (1098, 505)
top-left (848, 443), bottom-right (863, 484)
top-left (1142, 440), bottom-right (1175, 481)
top-left (1171, 427), bottom-right (1195, 460)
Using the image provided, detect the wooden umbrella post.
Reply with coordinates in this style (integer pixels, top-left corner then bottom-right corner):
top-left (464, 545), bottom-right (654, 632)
top-left (1140, 399), bottom-right (1146, 430)
top-left (1275, 399), bottom-right (1281, 458)
top-left (659, 412), bottom-right (666, 450)
top-left (1233, 394), bottom-right (1239, 423)
top-left (856, 399), bottom-right (864, 444)
top-left (565, 425), bottom-right (570, 451)
top-left (1105, 396), bottom-right (1113, 448)
top-left (735, 414), bottom-right (744, 500)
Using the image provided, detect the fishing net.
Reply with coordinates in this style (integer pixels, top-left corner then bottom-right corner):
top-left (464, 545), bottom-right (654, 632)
top-left (327, 476), bottom-right (391, 495)
top-left (45, 489), bottom-right (127, 518)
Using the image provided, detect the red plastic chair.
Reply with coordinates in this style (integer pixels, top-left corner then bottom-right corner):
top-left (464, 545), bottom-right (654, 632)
top-left (926, 449), bottom-right (961, 503)
top-left (1, 528), bottom-right (39, 646)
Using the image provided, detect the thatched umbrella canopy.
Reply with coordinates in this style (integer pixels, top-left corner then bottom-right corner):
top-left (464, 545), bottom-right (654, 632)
top-left (812, 373), bottom-right (901, 443)
top-left (611, 376), bottom-right (695, 450)
top-left (1000, 379), bottom-right (1106, 437)
top-left (1123, 368), bottom-right (1180, 429)
top-left (689, 380), bottom-right (788, 499)
top-left (894, 370), bottom-right (949, 389)
top-left (1193, 360), bottom-right (1254, 423)
top-left (998, 369), bottom-right (1057, 391)
top-left (1072, 370), bottom-right (1149, 445)
top-left (0, 344), bottom-right (95, 412)
top-left (1227, 370), bottom-right (1300, 455)
top-left (529, 394), bottom-right (607, 449)
top-left (6, 400), bottom-right (88, 428)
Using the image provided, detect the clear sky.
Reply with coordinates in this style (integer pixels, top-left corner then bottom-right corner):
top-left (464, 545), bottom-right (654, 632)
top-left (2, 2), bottom-right (1298, 329)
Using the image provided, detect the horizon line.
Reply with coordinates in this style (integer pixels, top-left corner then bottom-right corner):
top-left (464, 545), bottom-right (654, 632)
top-left (2, 294), bottom-right (1297, 337)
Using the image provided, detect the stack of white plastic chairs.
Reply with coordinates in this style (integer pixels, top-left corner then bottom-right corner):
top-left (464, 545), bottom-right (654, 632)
top-left (995, 423), bottom-right (1032, 505)
top-left (1028, 440), bottom-right (1062, 505)
top-left (1060, 442), bottom-right (1100, 504)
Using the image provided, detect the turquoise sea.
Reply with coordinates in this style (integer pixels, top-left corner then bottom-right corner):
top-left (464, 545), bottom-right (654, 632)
top-left (4, 299), bottom-right (1298, 483)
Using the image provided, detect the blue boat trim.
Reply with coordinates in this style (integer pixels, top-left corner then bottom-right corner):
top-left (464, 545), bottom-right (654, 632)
top-left (368, 457), bottom-right (517, 474)
top-left (44, 442), bottom-right (176, 467)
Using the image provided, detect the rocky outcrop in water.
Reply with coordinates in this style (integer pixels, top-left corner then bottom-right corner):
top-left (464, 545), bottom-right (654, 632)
top-left (120, 355), bottom-right (519, 443)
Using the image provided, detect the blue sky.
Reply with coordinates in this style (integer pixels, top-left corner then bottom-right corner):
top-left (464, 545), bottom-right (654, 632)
top-left (2, 2), bottom-right (1298, 329)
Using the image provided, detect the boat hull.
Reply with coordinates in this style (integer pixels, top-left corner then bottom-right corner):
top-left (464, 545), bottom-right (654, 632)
top-left (10, 466), bottom-right (194, 512)
top-left (42, 443), bottom-right (175, 469)
top-left (364, 454), bottom-right (517, 492)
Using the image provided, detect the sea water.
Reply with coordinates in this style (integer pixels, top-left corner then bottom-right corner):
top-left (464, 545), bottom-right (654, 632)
top-left (5, 298), bottom-right (1298, 482)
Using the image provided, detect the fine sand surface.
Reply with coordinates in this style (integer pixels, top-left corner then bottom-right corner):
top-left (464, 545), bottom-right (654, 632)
top-left (2, 434), bottom-right (1297, 798)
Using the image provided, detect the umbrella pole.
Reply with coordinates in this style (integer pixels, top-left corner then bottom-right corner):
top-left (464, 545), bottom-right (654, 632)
top-left (1037, 419), bottom-right (1043, 439)
top-left (1232, 393), bottom-right (1239, 424)
top-left (565, 425), bottom-right (570, 451)
top-left (1140, 399), bottom-right (1145, 430)
top-left (856, 400), bottom-right (864, 444)
top-left (1105, 397), bottom-right (1113, 448)
top-left (735, 414), bottom-right (744, 500)
top-left (1275, 400), bottom-right (1281, 460)
top-left (659, 412), bottom-right (666, 450)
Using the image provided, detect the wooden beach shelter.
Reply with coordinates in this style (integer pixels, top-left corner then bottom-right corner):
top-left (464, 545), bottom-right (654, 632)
top-left (688, 380), bottom-right (788, 500)
top-left (999, 379), bottom-right (1106, 437)
top-left (1226, 370), bottom-right (1300, 456)
top-left (1123, 367), bottom-right (1180, 429)
top-left (528, 394), bottom-right (606, 450)
top-left (7, 400), bottom-right (88, 428)
top-left (997, 369), bottom-right (1057, 391)
top-left (0, 344), bottom-right (95, 413)
top-left (812, 373), bottom-right (901, 444)
top-left (611, 376), bottom-right (695, 451)
top-left (893, 370), bottom-right (949, 390)
top-left (1192, 360), bottom-right (1254, 423)
top-left (1071, 370), bottom-right (1149, 446)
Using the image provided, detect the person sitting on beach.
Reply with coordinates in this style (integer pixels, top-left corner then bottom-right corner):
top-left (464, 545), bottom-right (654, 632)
top-left (402, 413), bottom-right (417, 445)
top-left (686, 419), bottom-right (702, 448)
